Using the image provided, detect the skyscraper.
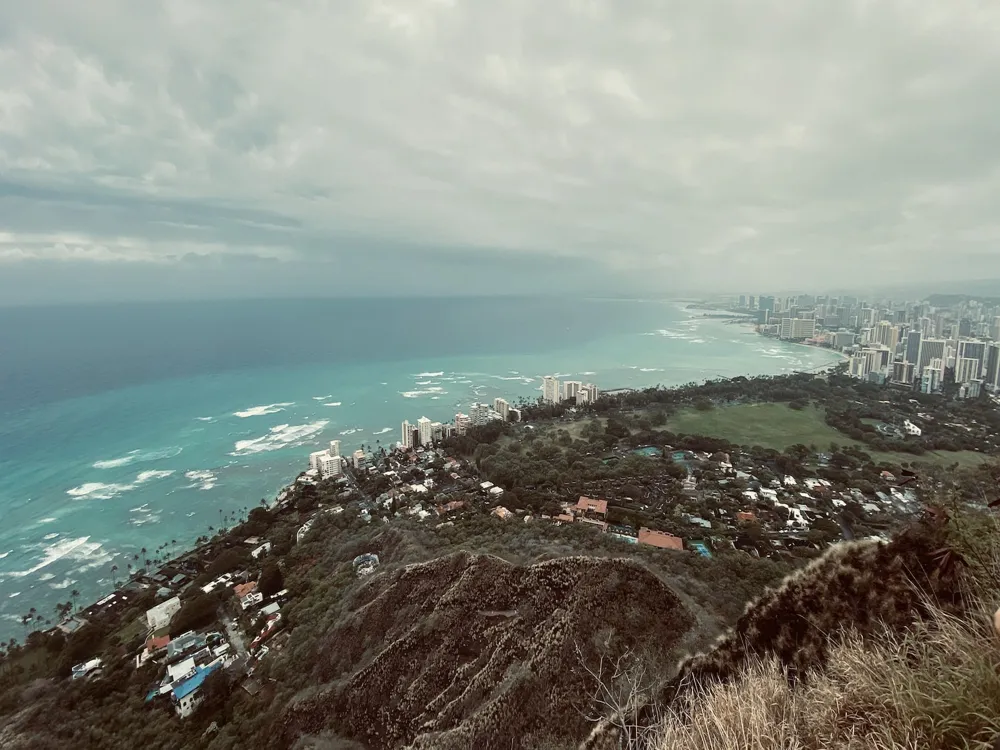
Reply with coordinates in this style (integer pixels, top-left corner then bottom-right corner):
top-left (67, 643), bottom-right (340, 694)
top-left (329, 440), bottom-right (341, 458)
top-left (454, 413), bottom-right (470, 434)
top-left (985, 343), bottom-right (1000, 391)
top-left (417, 416), bottom-right (433, 447)
top-left (957, 340), bottom-right (987, 378)
top-left (542, 375), bottom-right (561, 404)
top-left (904, 330), bottom-right (922, 363)
top-left (493, 397), bottom-right (510, 421)
top-left (562, 381), bottom-right (582, 402)
top-left (956, 357), bottom-right (981, 385)
top-left (916, 338), bottom-right (946, 377)
top-left (401, 420), bottom-right (414, 449)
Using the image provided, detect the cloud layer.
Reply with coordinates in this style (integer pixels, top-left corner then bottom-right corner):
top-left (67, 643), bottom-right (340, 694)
top-left (1, 0), bottom-right (999, 301)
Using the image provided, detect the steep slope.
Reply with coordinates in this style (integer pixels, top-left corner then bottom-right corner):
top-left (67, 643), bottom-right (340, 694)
top-left (583, 518), bottom-right (965, 749)
top-left (278, 552), bottom-right (694, 750)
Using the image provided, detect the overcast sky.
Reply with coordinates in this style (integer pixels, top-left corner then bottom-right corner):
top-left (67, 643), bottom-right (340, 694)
top-left (1, 1), bottom-right (999, 303)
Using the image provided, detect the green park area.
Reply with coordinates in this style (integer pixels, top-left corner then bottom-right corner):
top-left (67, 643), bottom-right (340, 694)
top-left (666, 402), bottom-right (988, 469)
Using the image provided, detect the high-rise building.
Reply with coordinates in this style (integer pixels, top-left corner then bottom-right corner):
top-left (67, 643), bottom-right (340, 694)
top-left (317, 453), bottom-right (342, 478)
top-left (990, 317), bottom-right (1000, 341)
top-left (580, 383), bottom-right (599, 404)
top-left (959, 319), bottom-right (973, 337)
top-left (904, 331), bottom-right (922, 363)
top-left (454, 413), bottom-right (471, 435)
top-left (892, 361), bottom-right (915, 385)
top-left (493, 397), bottom-right (510, 421)
top-left (562, 381), bottom-right (582, 402)
top-left (352, 449), bottom-right (366, 469)
top-left (956, 357), bottom-right (981, 384)
top-left (401, 420), bottom-right (414, 449)
top-left (916, 338), bottom-right (946, 377)
top-left (833, 331), bottom-right (855, 349)
top-left (329, 440), bottom-right (341, 458)
top-left (921, 358), bottom-right (943, 394)
top-left (779, 317), bottom-right (816, 340)
top-left (417, 416), bottom-right (433, 447)
top-left (738, 295), bottom-right (747, 308)
top-left (985, 343), bottom-right (1000, 391)
top-left (542, 375), bottom-right (561, 404)
top-left (431, 422), bottom-right (444, 441)
top-left (759, 296), bottom-right (775, 313)
top-left (957, 340), bottom-right (987, 377)
top-left (872, 321), bottom-right (900, 352)
top-left (309, 450), bottom-right (328, 472)
top-left (469, 402), bottom-right (490, 426)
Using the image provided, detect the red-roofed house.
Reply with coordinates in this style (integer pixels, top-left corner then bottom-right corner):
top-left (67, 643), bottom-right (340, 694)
top-left (637, 528), bottom-right (684, 551)
top-left (233, 581), bottom-right (257, 599)
top-left (146, 634), bottom-right (171, 652)
top-left (575, 496), bottom-right (608, 516)
top-left (736, 511), bottom-right (756, 523)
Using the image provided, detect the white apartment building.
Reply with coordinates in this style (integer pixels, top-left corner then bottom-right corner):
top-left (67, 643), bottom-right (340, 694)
top-left (352, 449), bottom-right (366, 469)
top-left (779, 317), bottom-right (816, 341)
top-left (470, 402), bottom-right (491, 426)
top-left (542, 375), bottom-right (560, 404)
top-left (916, 338), bottom-right (946, 377)
top-left (955, 357), bottom-right (981, 385)
top-left (329, 440), bottom-right (341, 458)
top-left (401, 420), bottom-right (414, 449)
top-left (417, 416), bottom-right (433, 447)
top-left (493, 397), bottom-right (510, 421)
top-left (454, 413), bottom-right (470, 435)
top-left (562, 381), bottom-right (583, 402)
top-left (309, 450), bottom-right (328, 472)
top-left (578, 383), bottom-right (599, 404)
top-left (318, 453), bottom-right (342, 478)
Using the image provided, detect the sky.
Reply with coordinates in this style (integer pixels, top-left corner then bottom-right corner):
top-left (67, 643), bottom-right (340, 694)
top-left (1, 0), bottom-right (1000, 304)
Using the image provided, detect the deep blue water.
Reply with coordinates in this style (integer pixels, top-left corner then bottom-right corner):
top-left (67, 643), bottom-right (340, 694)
top-left (0, 296), bottom-right (839, 638)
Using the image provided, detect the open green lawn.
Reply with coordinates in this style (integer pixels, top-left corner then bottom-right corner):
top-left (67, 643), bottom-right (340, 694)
top-left (667, 403), bottom-right (992, 469)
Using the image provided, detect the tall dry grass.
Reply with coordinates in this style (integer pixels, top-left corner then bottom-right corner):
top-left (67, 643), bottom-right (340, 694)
top-left (653, 506), bottom-right (1000, 750)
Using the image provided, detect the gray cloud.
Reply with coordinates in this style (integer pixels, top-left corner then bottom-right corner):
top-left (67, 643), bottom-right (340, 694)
top-left (1, 0), bottom-right (999, 302)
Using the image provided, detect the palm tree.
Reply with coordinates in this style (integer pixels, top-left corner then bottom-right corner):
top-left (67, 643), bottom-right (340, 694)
top-left (71, 589), bottom-right (80, 611)
top-left (110, 564), bottom-right (118, 586)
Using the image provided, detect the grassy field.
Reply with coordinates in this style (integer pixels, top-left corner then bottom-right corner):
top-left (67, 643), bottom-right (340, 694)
top-left (667, 403), bottom-right (990, 469)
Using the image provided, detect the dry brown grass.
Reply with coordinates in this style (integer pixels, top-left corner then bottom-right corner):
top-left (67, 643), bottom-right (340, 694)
top-left (648, 507), bottom-right (1000, 750)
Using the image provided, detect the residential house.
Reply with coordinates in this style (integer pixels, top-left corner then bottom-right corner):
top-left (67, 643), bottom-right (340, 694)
top-left (637, 528), bottom-right (684, 551)
top-left (575, 496), bottom-right (608, 516)
top-left (146, 597), bottom-right (181, 631)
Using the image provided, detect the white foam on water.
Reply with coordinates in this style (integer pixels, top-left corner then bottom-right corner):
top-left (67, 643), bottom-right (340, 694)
top-left (372, 427), bottom-right (392, 435)
top-left (324, 402), bottom-right (342, 407)
top-left (400, 387), bottom-right (448, 398)
top-left (184, 470), bottom-right (217, 491)
top-left (339, 428), bottom-right (360, 436)
top-left (639, 368), bottom-right (663, 372)
top-left (49, 578), bottom-right (76, 590)
top-left (1, 536), bottom-right (104, 579)
top-left (42, 533), bottom-right (59, 541)
top-left (414, 380), bottom-right (437, 386)
top-left (195, 416), bottom-right (215, 422)
top-left (233, 402), bottom-right (294, 418)
top-left (129, 504), bottom-right (150, 513)
top-left (415, 371), bottom-right (444, 377)
top-left (68, 469), bottom-right (175, 500)
top-left (36, 518), bottom-right (56, 525)
top-left (8, 592), bottom-right (20, 598)
top-left (230, 420), bottom-right (329, 456)
top-left (0, 551), bottom-right (11, 559)
top-left (92, 446), bottom-right (182, 469)
top-left (38, 573), bottom-right (55, 581)
top-left (312, 395), bottom-right (333, 401)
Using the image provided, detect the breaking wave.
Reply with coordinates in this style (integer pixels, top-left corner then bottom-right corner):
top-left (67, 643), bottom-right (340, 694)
top-left (92, 446), bottom-right (182, 469)
top-left (184, 470), bottom-right (218, 491)
top-left (231, 421), bottom-right (329, 456)
top-left (67, 470), bottom-right (175, 500)
top-left (233, 402), bottom-right (294, 418)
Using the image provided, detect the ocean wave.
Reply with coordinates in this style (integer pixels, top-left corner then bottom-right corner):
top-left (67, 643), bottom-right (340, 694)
top-left (129, 513), bottom-right (161, 527)
top-left (8, 592), bottom-right (20, 598)
top-left (415, 371), bottom-right (444, 377)
top-left (372, 427), bottom-right (392, 435)
top-left (0, 536), bottom-right (105, 579)
top-left (38, 573), bottom-right (55, 581)
top-left (92, 446), bottom-right (182, 469)
top-left (233, 402), bottom-right (294, 419)
top-left (36, 518), bottom-right (56, 525)
top-left (184, 470), bottom-right (218, 491)
top-left (400, 387), bottom-right (448, 398)
top-left (639, 367), bottom-right (663, 372)
top-left (129, 504), bottom-right (150, 513)
top-left (339, 428), bottom-right (360, 436)
top-left (67, 469), bottom-right (175, 500)
top-left (42, 533), bottom-right (59, 541)
top-left (312, 395), bottom-right (333, 401)
top-left (324, 402), bottom-right (342, 407)
top-left (195, 416), bottom-right (215, 422)
top-left (230, 420), bottom-right (329, 456)
top-left (0, 551), bottom-right (10, 559)
top-left (49, 578), bottom-right (76, 590)
top-left (414, 380), bottom-right (438, 386)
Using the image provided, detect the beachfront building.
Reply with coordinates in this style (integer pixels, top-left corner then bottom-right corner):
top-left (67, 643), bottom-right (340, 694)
top-left (146, 597), bottom-right (181, 631)
top-left (401, 420), bottom-right (414, 449)
top-left (317, 453), bottom-right (342, 478)
top-left (352, 449), bottom-right (366, 469)
top-left (454, 413), bottom-right (471, 435)
top-left (579, 383), bottom-right (599, 404)
top-left (309, 450), bottom-right (328, 472)
top-left (779, 317), bottom-right (817, 341)
top-left (417, 416), bottom-right (433, 447)
top-left (469, 402), bottom-right (492, 427)
top-left (562, 381), bottom-right (582, 402)
top-left (493, 397), bottom-right (510, 421)
top-left (329, 440), bottom-right (341, 458)
top-left (542, 375), bottom-right (560, 404)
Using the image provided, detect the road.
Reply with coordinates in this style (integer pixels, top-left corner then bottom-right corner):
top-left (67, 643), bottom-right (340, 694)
top-left (220, 611), bottom-right (248, 660)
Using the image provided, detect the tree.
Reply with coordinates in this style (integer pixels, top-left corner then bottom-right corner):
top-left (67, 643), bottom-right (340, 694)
top-left (258, 561), bottom-right (284, 598)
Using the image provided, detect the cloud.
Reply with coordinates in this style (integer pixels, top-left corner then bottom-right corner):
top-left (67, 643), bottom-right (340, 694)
top-left (1, 0), bottom-right (1000, 301)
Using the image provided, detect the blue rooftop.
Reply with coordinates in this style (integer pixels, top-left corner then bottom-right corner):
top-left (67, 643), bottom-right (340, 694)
top-left (172, 663), bottom-right (221, 700)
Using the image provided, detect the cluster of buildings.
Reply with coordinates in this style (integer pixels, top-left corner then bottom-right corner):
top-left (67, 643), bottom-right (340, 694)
top-left (401, 397), bottom-right (524, 449)
top-left (541, 376), bottom-right (599, 405)
top-left (735, 292), bottom-right (1000, 397)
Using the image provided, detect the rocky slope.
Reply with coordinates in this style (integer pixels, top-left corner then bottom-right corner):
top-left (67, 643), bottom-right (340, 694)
top-left (278, 552), bottom-right (694, 750)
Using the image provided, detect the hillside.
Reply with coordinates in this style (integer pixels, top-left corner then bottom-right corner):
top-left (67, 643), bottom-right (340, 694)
top-left (277, 552), bottom-right (693, 750)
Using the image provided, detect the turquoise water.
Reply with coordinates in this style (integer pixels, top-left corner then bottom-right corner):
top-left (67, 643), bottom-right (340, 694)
top-left (0, 297), bottom-right (838, 638)
top-left (632, 446), bottom-right (664, 457)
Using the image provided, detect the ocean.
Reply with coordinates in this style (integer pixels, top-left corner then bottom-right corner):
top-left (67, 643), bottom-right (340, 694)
top-left (0, 296), bottom-right (840, 639)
